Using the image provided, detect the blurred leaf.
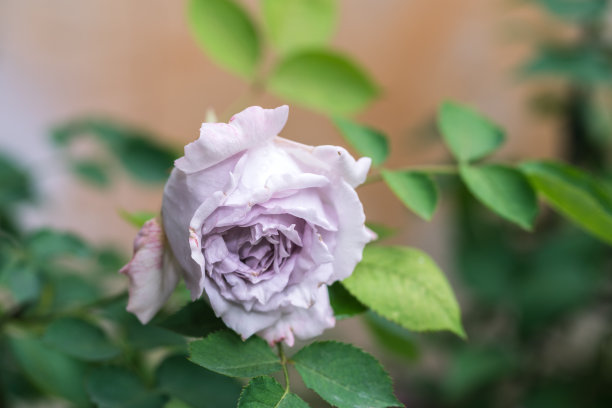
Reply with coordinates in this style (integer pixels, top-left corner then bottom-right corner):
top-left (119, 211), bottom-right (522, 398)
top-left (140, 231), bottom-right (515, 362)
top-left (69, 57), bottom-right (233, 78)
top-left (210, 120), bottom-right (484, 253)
top-left (97, 247), bottom-right (127, 272)
top-left (238, 376), bottom-right (310, 408)
top-left (262, 0), bottom-right (336, 54)
top-left (159, 299), bottom-right (225, 338)
top-left (165, 399), bottom-right (193, 408)
top-left (268, 50), bottom-right (378, 115)
top-left (442, 346), bottom-right (516, 401)
top-left (189, 330), bottom-right (281, 377)
top-left (0, 153), bottom-right (34, 207)
top-left (119, 210), bottom-right (157, 229)
top-left (460, 164), bottom-right (538, 230)
top-left (157, 354), bottom-right (242, 408)
top-left (26, 229), bottom-right (92, 261)
top-left (437, 101), bottom-right (505, 163)
top-left (188, 0), bottom-right (260, 78)
top-left (584, 87), bottom-right (612, 145)
top-left (520, 161), bottom-right (612, 244)
top-left (524, 384), bottom-right (578, 408)
top-left (535, 0), bottom-right (607, 22)
top-left (42, 317), bottom-right (120, 362)
top-left (9, 336), bottom-right (89, 406)
top-left (86, 366), bottom-right (167, 408)
top-left (382, 170), bottom-right (438, 220)
top-left (293, 341), bottom-right (401, 408)
top-left (71, 159), bottom-right (110, 187)
top-left (48, 274), bottom-right (101, 311)
top-left (365, 223), bottom-right (397, 242)
top-left (521, 47), bottom-right (612, 84)
top-left (0, 262), bottom-right (41, 303)
top-left (126, 320), bottom-right (186, 350)
top-left (333, 117), bottom-right (389, 166)
top-left (365, 312), bottom-right (419, 361)
top-left (52, 118), bottom-right (176, 183)
top-left (343, 246), bottom-right (465, 338)
top-left (328, 281), bottom-right (367, 319)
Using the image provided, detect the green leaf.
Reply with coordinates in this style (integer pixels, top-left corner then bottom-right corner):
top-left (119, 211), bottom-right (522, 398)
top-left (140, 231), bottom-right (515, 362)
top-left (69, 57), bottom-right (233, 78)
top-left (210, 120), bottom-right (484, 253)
top-left (0, 262), bottom-right (41, 303)
top-left (365, 223), bottom-right (397, 242)
top-left (292, 341), bottom-right (402, 408)
top-left (332, 117), bottom-right (389, 166)
top-left (9, 336), bottom-right (89, 406)
top-left (189, 330), bottom-right (281, 377)
top-left (442, 346), bottom-right (516, 400)
top-left (71, 159), bottom-right (110, 187)
top-left (365, 312), bottom-right (419, 361)
top-left (522, 46), bottom-right (612, 84)
top-left (159, 299), bottom-right (225, 338)
top-left (268, 50), bottom-right (378, 115)
top-left (26, 229), bottom-right (92, 261)
top-left (48, 274), bottom-right (101, 311)
top-left (157, 354), bottom-right (242, 408)
top-left (381, 170), bottom-right (438, 220)
top-left (87, 366), bottom-right (167, 408)
top-left (437, 101), bottom-right (505, 162)
top-left (119, 210), bottom-right (156, 228)
top-left (262, 0), bottom-right (336, 54)
top-left (126, 320), bottom-right (186, 350)
top-left (343, 246), bottom-right (465, 337)
top-left (0, 153), bottom-right (34, 207)
top-left (459, 164), bottom-right (538, 230)
top-left (51, 118), bottom-right (176, 183)
top-left (535, 0), bottom-right (607, 22)
top-left (238, 376), bottom-right (310, 408)
top-left (520, 161), bottom-right (612, 244)
top-left (188, 0), bottom-right (260, 78)
top-left (42, 318), bottom-right (120, 362)
top-left (328, 281), bottom-right (367, 319)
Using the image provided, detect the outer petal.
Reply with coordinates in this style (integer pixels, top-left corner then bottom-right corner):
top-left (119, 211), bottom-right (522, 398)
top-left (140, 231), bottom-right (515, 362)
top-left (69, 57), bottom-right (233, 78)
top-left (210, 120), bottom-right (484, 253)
top-left (176, 106), bottom-right (289, 174)
top-left (119, 219), bottom-right (180, 324)
top-left (258, 286), bottom-right (336, 347)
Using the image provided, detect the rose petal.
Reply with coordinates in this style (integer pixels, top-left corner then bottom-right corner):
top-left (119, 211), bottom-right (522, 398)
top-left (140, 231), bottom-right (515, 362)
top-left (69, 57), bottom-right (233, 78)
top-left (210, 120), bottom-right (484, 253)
top-left (120, 219), bottom-right (180, 323)
top-left (175, 106), bottom-right (289, 174)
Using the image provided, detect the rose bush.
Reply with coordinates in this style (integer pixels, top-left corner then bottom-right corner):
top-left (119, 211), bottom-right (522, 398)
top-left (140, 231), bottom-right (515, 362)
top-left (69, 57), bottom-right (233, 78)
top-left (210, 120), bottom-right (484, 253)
top-left (121, 105), bottom-right (373, 346)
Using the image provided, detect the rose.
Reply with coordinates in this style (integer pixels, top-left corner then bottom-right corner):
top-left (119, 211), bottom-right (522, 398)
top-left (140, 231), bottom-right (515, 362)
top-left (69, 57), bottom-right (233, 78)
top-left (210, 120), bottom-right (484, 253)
top-left (121, 105), bottom-right (373, 346)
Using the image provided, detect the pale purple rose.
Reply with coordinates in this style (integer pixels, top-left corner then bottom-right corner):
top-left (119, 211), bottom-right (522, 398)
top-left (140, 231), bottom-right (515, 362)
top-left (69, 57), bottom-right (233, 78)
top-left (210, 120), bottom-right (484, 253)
top-left (122, 105), bottom-right (373, 346)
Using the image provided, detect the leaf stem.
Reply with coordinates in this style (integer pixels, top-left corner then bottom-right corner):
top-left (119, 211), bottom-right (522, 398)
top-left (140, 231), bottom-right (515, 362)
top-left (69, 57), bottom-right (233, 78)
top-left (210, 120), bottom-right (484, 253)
top-left (277, 343), bottom-right (291, 394)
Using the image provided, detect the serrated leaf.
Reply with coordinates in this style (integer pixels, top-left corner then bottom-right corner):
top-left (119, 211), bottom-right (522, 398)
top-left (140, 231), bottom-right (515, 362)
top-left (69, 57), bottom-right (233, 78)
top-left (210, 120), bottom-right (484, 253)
top-left (328, 281), bottom-right (367, 319)
top-left (268, 50), bottom-right (378, 115)
top-left (42, 318), bottom-right (120, 362)
top-left (157, 354), bottom-right (242, 408)
top-left (159, 299), bottom-right (225, 338)
top-left (9, 336), bottom-right (89, 406)
top-left (119, 210), bottom-right (156, 229)
top-left (333, 117), bottom-right (389, 166)
top-left (460, 164), bottom-right (538, 230)
top-left (262, 0), bottom-right (336, 54)
top-left (437, 101), bottom-right (505, 162)
top-left (87, 366), bottom-right (167, 408)
top-left (188, 0), bottom-right (260, 78)
top-left (293, 341), bottom-right (402, 408)
top-left (343, 246), bottom-right (465, 337)
top-left (520, 161), bottom-right (612, 245)
top-left (382, 170), bottom-right (438, 220)
top-left (189, 330), bottom-right (281, 377)
top-left (238, 376), bottom-right (309, 408)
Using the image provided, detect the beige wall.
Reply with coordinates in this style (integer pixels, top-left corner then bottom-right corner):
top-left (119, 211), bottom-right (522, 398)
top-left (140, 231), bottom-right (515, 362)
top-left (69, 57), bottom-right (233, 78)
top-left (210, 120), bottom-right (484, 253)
top-left (0, 0), bottom-right (558, 264)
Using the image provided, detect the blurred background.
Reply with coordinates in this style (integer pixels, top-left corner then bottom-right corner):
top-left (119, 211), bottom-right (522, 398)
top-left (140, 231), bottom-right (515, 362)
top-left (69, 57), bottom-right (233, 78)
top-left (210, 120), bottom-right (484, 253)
top-left (2, 0), bottom-right (612, 407)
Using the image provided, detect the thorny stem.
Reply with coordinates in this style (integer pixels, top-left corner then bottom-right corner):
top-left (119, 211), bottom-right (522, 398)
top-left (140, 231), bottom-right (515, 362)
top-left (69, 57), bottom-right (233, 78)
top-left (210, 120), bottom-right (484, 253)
top-left (363, 164), bottom-right (459, 185)
top-left (277, 343), bottom-right (291, 395)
